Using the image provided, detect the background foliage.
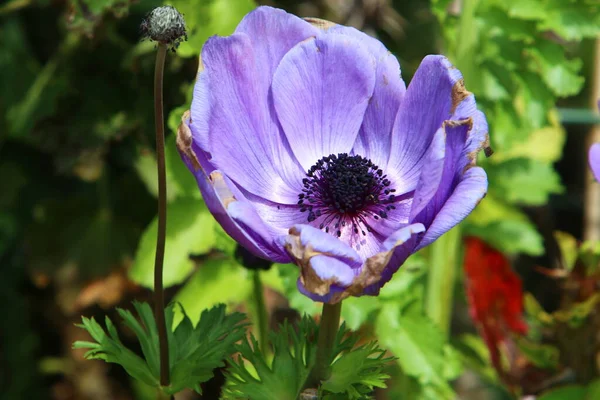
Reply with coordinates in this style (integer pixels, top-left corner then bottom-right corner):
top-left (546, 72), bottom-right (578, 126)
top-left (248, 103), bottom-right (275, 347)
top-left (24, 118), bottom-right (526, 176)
top-left (1, 0), bottom-right (599, 399)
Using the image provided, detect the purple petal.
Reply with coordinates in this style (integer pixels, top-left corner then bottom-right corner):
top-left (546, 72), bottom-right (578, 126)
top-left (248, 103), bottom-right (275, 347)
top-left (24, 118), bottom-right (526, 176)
top-left (193, 33), bottom-right (302, 204)
top-left (233, 6), bottom-right (320, 189)
top-left (410, 119), bottom-right (473, 228)
top-left (387, 55), bottom-right (465, 191)
top-left (283, 224), bottom-right (363, 303)
top-left (409, 126), bottom-right (446, 224)
top-left (272, 34), bottom-right (376, 171)
top-left (297, 279), bottom-right (347, 303)
top-left (324, 25), bottom-right (406, 168)
top-left (362, 223), bottom-right (426, 295)
top-left (178, 114), bottom-right (290, 263)
top-left (416, 166), bottom-right (488, 250)
top-left (283, 224), bottom-right (363, 268)
top-left (590, 143), bottom-right (600, 182)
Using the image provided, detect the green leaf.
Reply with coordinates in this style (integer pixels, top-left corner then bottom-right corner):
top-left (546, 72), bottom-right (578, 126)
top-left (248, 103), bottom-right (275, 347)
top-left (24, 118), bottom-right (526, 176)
top-left (579, 240), bottom-right (600, 275)
top-left (537, 0), bottom-right (600, 41)
top-left (554, 231), bottom-right (578, 271)
top-left (465, 219), bottom-right (544, 256)
top-left (375, 304), bottom-right (459, 399)
top-left (321, 341), bottom-right (392, 399)
top-left (340, 297), bottom-right (380, 331)
top-left (516, 338), bottom-right (559, 369)
top-left (173, 257), bottom-right (253, 326)
top-left (129, 197), bottom-right (216, 288)
top-left (73, 312), bottom-right (158, 387)
top-left (224, 316), bottom-right (318, 400)
top-left (75, 302), bottom-right (246, 395)
top-left (169, 0), bottom-right (256, 58)
top-left (134, 134), bottom-right (201, 202)
top-left (505, 0), bottom-right (547, 20)
top-left (169, 304), bottom-right (247, 394)
top-left (488, 158), bottom-right (563, 206)
top-left (452, 334), bottom-right (498, 384)
top-left (465, 195), bottom-right (544, 256)
top-left (538, 385), bottom-right (587, 400)
top-left (525, 40), bottom-right (584, 97)
top-left (492, 112), bottom-right (565, 163)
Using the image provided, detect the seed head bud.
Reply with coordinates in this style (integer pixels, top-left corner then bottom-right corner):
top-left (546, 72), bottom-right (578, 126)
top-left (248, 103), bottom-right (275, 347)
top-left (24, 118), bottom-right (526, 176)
top-left (141, 6), bottom-right (187, 50)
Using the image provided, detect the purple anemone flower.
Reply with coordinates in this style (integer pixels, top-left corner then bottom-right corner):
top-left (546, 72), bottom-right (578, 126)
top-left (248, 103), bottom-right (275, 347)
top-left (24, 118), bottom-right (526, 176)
top-left (177, 6), bottom-right (489, 303)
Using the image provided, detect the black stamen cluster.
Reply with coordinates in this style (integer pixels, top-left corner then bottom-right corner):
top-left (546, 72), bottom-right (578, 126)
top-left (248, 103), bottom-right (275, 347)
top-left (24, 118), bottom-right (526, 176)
top-left (298, 153), bottom-right (398, 237)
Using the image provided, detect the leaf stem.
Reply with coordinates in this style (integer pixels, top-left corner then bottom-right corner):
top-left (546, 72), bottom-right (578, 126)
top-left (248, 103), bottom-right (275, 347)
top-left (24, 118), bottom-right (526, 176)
top-left (251, 270), bottom-right (269, 352)
top-left (153, 42), bottom-right (170, 387)
top-left (309, 301), bottom-right (342, 386)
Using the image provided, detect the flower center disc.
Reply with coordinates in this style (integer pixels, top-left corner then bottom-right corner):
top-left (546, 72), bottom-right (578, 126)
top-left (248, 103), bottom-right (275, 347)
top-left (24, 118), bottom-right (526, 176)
top-left (298, 153), bottom-right (397, 237)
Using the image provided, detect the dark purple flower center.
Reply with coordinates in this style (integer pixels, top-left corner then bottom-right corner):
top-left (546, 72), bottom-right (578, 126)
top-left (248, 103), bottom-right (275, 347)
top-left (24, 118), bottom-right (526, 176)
top-left (298, 153), bottom-right (398, 237)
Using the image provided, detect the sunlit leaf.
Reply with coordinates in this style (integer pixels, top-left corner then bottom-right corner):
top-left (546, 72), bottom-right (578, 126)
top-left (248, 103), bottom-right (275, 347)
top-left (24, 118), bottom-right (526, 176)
top-left (173, 257), bottom-right (253, 326)
top-left (129, 198), bottom-right (216, 288)
top-left (168, 0), bottom-right (256, 58)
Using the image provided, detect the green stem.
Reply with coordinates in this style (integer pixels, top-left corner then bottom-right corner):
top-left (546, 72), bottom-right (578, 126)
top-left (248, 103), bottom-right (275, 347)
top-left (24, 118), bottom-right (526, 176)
top-left (251, 271), bottom-right (269, 351)
top-left (425, 225), bottom-right (463, 338)
top-left (153, 42), bottom-right (170, 387)
top-left (454, 0), bottom-right (478, 82)
top-left (309, 302), bottom-right (342, 386)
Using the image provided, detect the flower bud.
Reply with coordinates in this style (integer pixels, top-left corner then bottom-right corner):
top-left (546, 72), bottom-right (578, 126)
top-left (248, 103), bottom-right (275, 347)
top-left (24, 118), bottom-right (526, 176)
top-left (141, 5), bottom-right (187, 50)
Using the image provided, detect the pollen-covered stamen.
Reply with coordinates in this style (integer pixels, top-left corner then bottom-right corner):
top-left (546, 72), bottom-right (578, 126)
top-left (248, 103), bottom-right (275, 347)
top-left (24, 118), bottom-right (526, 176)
top-left (298, 153), bottom-right (399, 237)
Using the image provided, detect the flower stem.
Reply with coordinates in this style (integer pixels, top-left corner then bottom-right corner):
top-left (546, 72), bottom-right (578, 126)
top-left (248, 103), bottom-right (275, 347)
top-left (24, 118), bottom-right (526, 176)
top-left (153, 42), bottom-right (170, 387)
top-left (309, 302), bottom-right (342, 386)
top-left (251, 270), bottom-right (269, 351)
top-left (425, 225), bottom-right (462, 338)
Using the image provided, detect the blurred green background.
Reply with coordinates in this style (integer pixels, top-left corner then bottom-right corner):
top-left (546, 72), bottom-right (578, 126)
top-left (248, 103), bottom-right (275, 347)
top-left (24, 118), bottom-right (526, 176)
top-left (1, 0), bottom-right (600, 399)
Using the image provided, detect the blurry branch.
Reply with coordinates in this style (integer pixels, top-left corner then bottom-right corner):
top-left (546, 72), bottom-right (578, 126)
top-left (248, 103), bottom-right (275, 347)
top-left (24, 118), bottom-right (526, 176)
top-left (583, 39), bottom-right (600, 241)
top-left (0, 0), bottom-right (31, 16)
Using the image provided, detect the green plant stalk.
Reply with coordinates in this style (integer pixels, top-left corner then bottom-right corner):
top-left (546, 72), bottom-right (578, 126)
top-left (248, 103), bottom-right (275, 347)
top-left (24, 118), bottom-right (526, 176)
top-left (425, 225), bottom-right (462, 337)
top-left (308, 302), bottom-right (342, 386)
top-left (251, 271), bottom-right (269, 352)
top-left (153, 42), bottom-right (170, 387)
top-left (454, 0), bottom-right (479, 83)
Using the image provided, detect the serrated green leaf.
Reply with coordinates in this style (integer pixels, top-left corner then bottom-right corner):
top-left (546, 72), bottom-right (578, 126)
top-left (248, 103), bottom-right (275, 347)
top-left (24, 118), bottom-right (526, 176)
top-left (129, 197), bottom-right (216, 288)
top-left (321, 342), bottom-right (392, 399)
top-left (169, 304), bottom-right (247, 394)
top-left (75, 302), bottom-right (246, 395)
top-left (224, 317), bottom-right (318, 400)
top-left (73, 315), bottom-right (157, 386)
